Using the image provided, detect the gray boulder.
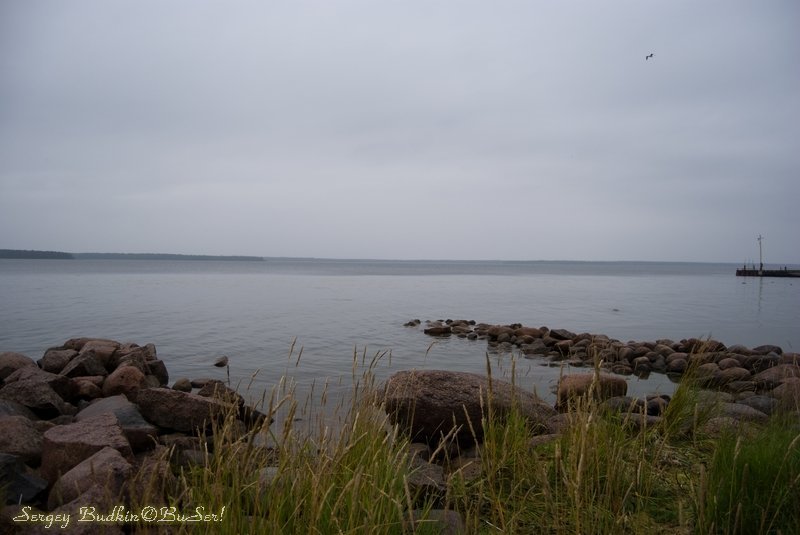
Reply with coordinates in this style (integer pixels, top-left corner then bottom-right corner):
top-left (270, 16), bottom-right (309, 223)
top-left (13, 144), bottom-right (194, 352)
top-left (76, 395), bottom-right (158, 452)
top-left (0, 416), bottom-right (43, 465)
top-left (135, 387), bottom-right (232, 434)
top-left (45, 484), bottom-right (126, 535)
top-left (59, 352), bottom-right (108, 378)
top-left (0, 380), bottom-right (75, 419)
top-left (752, 364), bottom-right (800, 389)
top-left (556, 373), bottom-right (628, 410)
top-left (736, 395), bottom-right (778, 416)
top-left (38, 348), bottom-right (77, 374)
top-left (73, 377), bottom-right (104, 400)
top-left (0, 352), bottom-right (37, 381)
top-left (0, 399), bottom-right (38, 420)
top-left (102, 365), bottom-right (146, 399)
top-left (716, 402), bottom-right (769, 424)
top-left (47, 446), bottom-right (132, 509)
top-left (40, 413), bottom-right (132, 484)
top-left (382, 370), bottom-right (555, 446)
top-left (146, 359), bottom-right (170, 386)
top-left (771, 379), bottom-right (800, 413)
top-left (0, 453), bottom-right (48, 505)
top-left (549, 328), bottom-right (577, 341)
top-left (3, 366), bottom-right (77, 402)
top-left (75, 339), bottom-right (120, 368)
top-left (172, 378), bottom-right (193, 392)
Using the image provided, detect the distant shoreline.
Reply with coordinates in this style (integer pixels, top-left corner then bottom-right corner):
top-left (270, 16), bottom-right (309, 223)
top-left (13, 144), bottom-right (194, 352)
top-left (0, 249), bottom-right (264, 261)
top-left (1, 249), bottom-right (797, 267)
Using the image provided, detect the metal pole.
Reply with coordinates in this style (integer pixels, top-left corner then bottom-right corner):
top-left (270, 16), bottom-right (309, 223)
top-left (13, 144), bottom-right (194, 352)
top-left (758, 234), bottom-right (763, 273)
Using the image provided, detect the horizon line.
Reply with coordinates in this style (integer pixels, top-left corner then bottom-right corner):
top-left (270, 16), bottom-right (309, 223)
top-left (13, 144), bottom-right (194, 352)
top-left (2, 248), bottom-right (797, 265)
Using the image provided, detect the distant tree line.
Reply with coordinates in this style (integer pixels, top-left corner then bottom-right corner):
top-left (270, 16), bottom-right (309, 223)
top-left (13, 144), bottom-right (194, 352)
top-left (73, 253), bottom-right (264, 261)
top-left (0, 249), bottom-right (74, 259)
top-left (0, 249), bottom-right (263, 261)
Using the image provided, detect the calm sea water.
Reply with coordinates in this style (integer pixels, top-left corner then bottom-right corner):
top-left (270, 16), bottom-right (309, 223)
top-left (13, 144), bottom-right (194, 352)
top-left (1, 259), bottom-right (798, 407)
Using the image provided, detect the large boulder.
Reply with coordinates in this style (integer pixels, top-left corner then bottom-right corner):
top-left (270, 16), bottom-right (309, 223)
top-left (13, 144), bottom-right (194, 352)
top-left (59, 352), bottom-right (108, 378)
top-left (102, 365), bottom-right (146, 399)
top-left (196, 380), bottom-right (270, 428)
top-left (0, 380), bottom-right (75, 419)
top-left (0, 416), bottom-right (43, 464)
top-left (3, 366), bottom-right (78, 402)
top-left (62, 338), bottom-right (119, 352)
top-left (423, 325), bottom-right (452, 336)
top-left (75, 339), bottom-right (120, 369)
top-left (486, 325), bottom-right (516, 341)
top-left (556, 373), bottom-right (628, 410)
top-left (716, 367), bottom-right (752, 384)
top-left (38, 348), bottom-right (77, 374)
top-left (514, 327), bottom-right (546, 338)
top-left (0, 453), bottom-right (48, 506)
top-left (771, 379), bottom-right (800, 413)
top-left (135, 387), bottom-right (232, 433)
top-left (549, 328), bottom-right (578, 341)
top-left (172, 378), bottom-right (193, 392)
top-left (47, 446), bottom-right (132, 509)
top-left (108, 347), bottom-right (150, 373)
top-left (381, 370), bottom-right (556, 446)
top-left (0, 352), bottom-right (37, 381)
top-left (146, 359), bottom-right (170, 386)
top-left (716, 402), bottom-right (769, 424)
top-left (76, 395), bottom-right (158, 452)
top-left (751, 364), bottom-right (800, 389)
top-left (45, 484), bottom-right (126, 535)
top-left (73, 377), bottom-right (104, 400)
top-left (0, 400), bottom-right (38, 420)
top-left (40, 413), bottom-right (132, 484)
top-left (737, 395), bottom-right (778, 416)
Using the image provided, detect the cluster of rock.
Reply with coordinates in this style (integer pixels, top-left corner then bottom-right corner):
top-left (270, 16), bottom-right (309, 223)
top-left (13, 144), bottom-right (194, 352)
top-left (391, 318), bottom-right (800, 525)
top-left (0, 338), bottom-right (267, 534)
top-left (407, 318), bottom-right (800, 412)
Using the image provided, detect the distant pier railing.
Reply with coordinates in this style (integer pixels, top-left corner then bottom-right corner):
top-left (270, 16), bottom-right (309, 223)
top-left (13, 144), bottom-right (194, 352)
top-left (735, 266), bottom-right (800, 278)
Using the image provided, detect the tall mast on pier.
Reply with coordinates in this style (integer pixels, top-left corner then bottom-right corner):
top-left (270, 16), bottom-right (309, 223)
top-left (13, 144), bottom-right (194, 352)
top-left (758, 234), bottom-right (763, 273)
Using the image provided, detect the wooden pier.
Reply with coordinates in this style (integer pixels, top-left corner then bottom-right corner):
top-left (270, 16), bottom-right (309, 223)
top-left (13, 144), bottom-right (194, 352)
top-left (735, 267), bottom-right (800, 278)
top-left (735, 235), bottom-right (798, 277)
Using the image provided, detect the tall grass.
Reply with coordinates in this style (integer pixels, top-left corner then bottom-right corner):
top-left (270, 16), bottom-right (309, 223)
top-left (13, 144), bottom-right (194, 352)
top-left (696, 419), bottom-right (800, 534)
top-left (131, 349), bottom-right (441, 534)
top-left (124, 346), bottom-right (800, 534)
top-left (447, 363), bottom-right (697, 534)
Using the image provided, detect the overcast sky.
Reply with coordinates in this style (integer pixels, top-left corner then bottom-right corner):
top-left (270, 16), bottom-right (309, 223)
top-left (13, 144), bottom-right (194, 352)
top-left (1, 1), bottom-right (798, 262)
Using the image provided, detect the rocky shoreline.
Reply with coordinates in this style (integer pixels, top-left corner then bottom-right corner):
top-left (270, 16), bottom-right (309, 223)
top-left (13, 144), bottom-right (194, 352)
top-left (382, 319), bottom-right (800, 530)
top-left (407, 318), bottom-right (799, 407)
top-left (1, 327), bottom-right (799, 533)
top-left (0, 338), bottom-right (269, 534)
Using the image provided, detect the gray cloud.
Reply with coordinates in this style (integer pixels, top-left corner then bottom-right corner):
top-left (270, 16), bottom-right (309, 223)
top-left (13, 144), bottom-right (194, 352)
top-left (1, 0), bottom-right (798, 261)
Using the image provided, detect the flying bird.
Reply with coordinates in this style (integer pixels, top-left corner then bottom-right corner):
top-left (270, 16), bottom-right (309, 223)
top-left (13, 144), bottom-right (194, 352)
top-left (646, 53), bottom-right (654, 60)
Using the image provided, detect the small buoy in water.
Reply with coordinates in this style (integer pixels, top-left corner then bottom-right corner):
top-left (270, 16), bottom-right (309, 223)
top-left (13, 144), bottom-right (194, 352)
top-left (214, 356), bottom-right (229, 368)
